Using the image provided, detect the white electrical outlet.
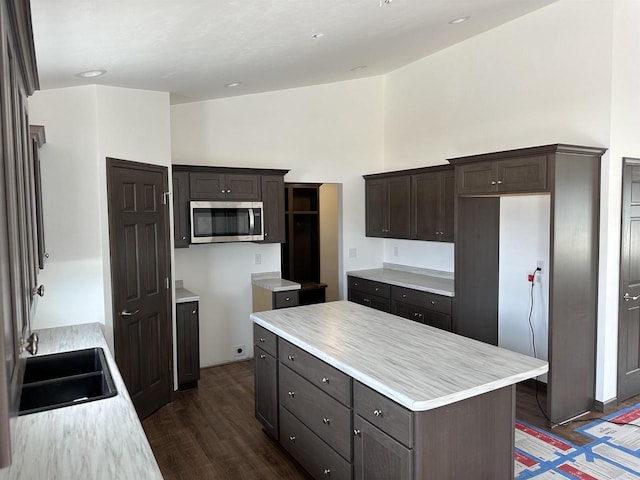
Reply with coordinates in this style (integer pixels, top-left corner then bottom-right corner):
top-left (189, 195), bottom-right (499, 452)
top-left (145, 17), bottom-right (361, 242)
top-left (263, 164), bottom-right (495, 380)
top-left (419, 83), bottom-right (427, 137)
top-left (234, 345), bottom-right (245, 357)
top-left (255, 253), bottom-right (261, 265)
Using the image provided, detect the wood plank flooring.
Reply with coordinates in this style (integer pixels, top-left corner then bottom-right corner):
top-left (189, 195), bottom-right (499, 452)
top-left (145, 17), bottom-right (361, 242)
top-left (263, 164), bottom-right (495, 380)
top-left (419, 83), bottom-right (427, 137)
top-left (143, 360), bottom-right (640, 479)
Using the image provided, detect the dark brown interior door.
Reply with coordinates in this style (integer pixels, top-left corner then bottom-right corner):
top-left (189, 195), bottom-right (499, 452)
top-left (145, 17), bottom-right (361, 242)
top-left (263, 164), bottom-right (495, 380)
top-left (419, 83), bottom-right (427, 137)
top-left (619, 158), bottom-right (640, 402)
top-left (107, 158), bottom-right (172, 419)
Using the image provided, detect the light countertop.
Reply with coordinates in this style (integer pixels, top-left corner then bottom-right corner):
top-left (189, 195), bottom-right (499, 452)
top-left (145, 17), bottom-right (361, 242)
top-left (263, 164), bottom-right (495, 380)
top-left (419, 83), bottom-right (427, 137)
top-left (251, 272), bottom-right (300, 292)
top-left (347, 263), bottom-right (454, 297)
top-left (176, 286), bottom-right (199, 303)
top-left (251, 301), bottom-right (547, 411)
top-left (0, 323), bottom-right (162, 480)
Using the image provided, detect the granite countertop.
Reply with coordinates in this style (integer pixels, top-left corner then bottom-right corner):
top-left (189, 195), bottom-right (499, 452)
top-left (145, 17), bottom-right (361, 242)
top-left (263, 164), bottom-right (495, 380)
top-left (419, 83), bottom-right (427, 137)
top-left (0, 323), bottom-right (162, 480)
top-left (251, 301), bottom-right (547, 411)
top-left (347, 263), bottom-right (455, 297)
top-left (176, 286), bottom-right (199, 303)
top-left (251, 272), bottom-right (301, 292)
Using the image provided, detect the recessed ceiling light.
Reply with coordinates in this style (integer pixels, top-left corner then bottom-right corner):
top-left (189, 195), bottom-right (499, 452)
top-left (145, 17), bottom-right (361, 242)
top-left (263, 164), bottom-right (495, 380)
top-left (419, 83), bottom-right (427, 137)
top-left (76, 69), bottom-right (107, 78)
top-left (350, 65), bottom-right (367, 72)
top-left (225, 82), bottom-right (242, 88)
top-left (311, 33), bottom-right (324, 39)
top-left (449, 16), bottom-right (470, 25)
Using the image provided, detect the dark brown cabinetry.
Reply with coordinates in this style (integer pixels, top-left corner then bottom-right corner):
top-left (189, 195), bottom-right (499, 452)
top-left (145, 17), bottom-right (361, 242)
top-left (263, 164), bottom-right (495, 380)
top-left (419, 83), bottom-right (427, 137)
top-left (364, 165), bottom-right (454, 242)
top-left (254, 324), bottom-right (278, 439)
top-left (190, 171), bottom-right (260, 201)
top-left (412, 168), bottom-right (454, 242)
top-left (456, 154), bottom-right (548, 195)
top-left (390, 286), bottom-right (452, 331)
top-left (0, 0), bottom-right (40, 468)
top-left (365, 175), bottom-right (411, 238)
top-left (347, 276), bottom-right (390, 313)
top-left (450, 144), bottom-right (606, 426)
top-left (176, 301), bottom-right (200, 389)
top-left (252, 284), bottom-right (300, 312)
top-left (172, 171), bottom-right (190, 248)
top-left (260, 175), bottom-right (285, 243)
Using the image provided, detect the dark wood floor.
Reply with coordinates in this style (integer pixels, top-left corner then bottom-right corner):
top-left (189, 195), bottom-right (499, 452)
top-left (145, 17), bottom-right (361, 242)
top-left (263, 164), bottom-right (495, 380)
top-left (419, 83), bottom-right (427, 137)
top-left (143, 360), bottom-right (640, 479)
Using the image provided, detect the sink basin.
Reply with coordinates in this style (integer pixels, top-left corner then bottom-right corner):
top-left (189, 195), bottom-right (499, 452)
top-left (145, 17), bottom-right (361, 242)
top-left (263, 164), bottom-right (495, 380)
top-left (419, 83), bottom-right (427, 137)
top-left (19, 347), bottom-right (117, 416)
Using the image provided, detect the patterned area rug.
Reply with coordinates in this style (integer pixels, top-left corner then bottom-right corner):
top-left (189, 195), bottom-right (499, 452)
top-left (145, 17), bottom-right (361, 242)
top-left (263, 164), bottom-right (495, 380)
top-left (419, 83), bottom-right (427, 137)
top-left (515, 404), bottom-right (640, 479)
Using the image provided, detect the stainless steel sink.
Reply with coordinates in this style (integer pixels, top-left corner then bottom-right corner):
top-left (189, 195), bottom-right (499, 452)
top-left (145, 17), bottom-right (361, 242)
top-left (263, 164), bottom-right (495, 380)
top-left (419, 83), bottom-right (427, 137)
top-left (19, 347), bottom-right (117, 416)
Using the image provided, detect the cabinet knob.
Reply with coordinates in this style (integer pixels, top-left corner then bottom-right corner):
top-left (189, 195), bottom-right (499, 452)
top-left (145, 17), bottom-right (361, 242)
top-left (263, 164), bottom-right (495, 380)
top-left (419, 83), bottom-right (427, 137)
top-left (414, 312), bottom-right (419, 317)
top-left (323, 469), bottom-right (331, 476)
top-left (322, 417), bottom-right (331, 425)
top-left (259, 337), bottom-right (266, 343)
top-left (227, 189), bottom-right (231, 193)
top-left (363, 298), bottom-right (371, 304)
top-left (285, 297), bottom-right (290, 301)
top-left (491, 181), bottom-right (497, 185)
top-left (192, 310), bottom-right (197, 314)
top-left (259, 354), bottom-right (266, 359)
top-left (373, 409), bottom-right (383, 417)
top-left (287, 355), bottom-right (295, 361)
top-left (353, 429), bottom-right (362, 437)
top-left (289, 435), bottom-right (296, 442)
top-left (497, 180), bottom-right (503, 184)
top-left (221, 189), bottom-right (226, 193)
top-left (375, 288), bottom-right (379, 292)
top-left (32, 284), bottom-right (45, 297)
top-left (430, 301), bottom-right (435, 305)
top-left (44, 252), bottom-right (50, 259)
top-left (182, 236), bottom-right (186, 240)
top-left (402, 294), bottom-right (407, 298)
top-left (264, 232), bottom-right (268, 237)
top-left (322, 376), bottom-right (330, 384)
top-left (288, 391), bottom-right (295, 397)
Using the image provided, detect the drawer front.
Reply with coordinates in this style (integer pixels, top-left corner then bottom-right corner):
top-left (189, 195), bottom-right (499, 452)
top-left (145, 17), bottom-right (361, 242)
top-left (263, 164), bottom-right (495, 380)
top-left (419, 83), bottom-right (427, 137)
top-left (391, 286), bottom-right (451, 315)
top-left (273, 290), bottom-right (300, 309)
top-left (348, 276), bottom-right (390, 298)
top-left (354, 381), bottom-right (413, 448)
top-left (423, 310), bottom-right (452, 332)
top-left (279, 365), bottom-right (351, 460)
top-left (253, 323), bottom-right (277, 357)
top-left (280, 407), bottom-right (352, 480)
top-left (279, 339), bottom-right (351, 406)
top-left (348, 290), bottom-right (390, 313)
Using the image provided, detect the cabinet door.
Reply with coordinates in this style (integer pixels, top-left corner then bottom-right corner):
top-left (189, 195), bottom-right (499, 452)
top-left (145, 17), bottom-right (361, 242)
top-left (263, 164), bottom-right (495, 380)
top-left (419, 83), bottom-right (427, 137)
top-left (349, 290), bottom-right (390, 313)
top-left (172, 171), bottom-right (190, 248)
top-left (189, 172), bottom-right (226, 200)
top-left (412, 172), bottom-right (440, 241)
top-left (392, 301), bottom-right (426, 324)
top-left (254, 345), bottom-right (278, 439)
top-left (354, 415), bottom-right (413, 480)
top-left (441, 169), bottom-right (455, 242)
top-left (387, 176), bottom-right (411, 239)
top-left (260, 175), bottom-right (285, 243)
top-left (497, 155), bottom-right (548, 193)
top-left (456, 162), bottom-right (497, 195)
top-left (176, 302), bottom-right (200, 387)
top-left (422, 309), bottom-right (452, 331)
top-left (225, 174), bottom-right (260, 201)
top-left (365, 178), bottom-right (386, 237)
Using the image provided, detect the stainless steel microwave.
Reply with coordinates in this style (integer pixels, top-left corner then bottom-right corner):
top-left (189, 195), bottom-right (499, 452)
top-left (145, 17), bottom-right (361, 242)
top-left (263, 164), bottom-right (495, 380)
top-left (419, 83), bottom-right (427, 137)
top-left (190, 201), bottom-right (264, 243)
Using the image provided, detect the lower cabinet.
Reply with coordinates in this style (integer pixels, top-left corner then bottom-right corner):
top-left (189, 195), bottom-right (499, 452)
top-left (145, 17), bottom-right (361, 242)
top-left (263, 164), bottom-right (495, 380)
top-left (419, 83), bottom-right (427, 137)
top-left (176, 301), bottom-right (200, 389)
top-left (255, 345), bottom-right (278, 439)
top-left (347, 276), bottom-right (390, 313)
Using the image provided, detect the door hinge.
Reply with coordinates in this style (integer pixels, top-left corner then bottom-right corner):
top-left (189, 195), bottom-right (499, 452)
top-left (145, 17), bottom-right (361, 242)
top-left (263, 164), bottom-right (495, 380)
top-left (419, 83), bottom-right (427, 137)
top-left (162, 191), bottom-right (172, 205)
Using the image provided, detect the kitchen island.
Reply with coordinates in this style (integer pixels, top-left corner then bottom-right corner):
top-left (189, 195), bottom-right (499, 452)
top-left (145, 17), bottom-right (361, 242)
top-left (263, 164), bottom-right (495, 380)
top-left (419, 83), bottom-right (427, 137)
top-left (251, 300), bottom-right (548, 480)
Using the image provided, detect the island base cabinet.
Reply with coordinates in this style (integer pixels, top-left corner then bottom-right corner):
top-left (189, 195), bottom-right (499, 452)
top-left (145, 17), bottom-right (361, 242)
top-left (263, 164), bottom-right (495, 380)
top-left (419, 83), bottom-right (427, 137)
top-left (280, 407), bottom-right (352, 480)
top-left (354, 415), bottom-right (413, 480)
top-left (254, 345), bottom-right (278, 440)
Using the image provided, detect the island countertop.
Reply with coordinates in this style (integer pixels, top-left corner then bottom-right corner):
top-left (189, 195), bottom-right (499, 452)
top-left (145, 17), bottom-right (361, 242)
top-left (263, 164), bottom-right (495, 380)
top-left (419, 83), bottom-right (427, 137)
top-left (0, 323), bottom-right (162, 480)
top-left (251, 300), bottom-right (548, 411)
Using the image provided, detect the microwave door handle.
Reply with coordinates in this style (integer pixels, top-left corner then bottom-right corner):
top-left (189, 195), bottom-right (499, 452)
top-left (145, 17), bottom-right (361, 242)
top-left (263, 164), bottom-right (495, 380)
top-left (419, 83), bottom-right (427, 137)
top-left (248, 208), bottom-right (255, 233)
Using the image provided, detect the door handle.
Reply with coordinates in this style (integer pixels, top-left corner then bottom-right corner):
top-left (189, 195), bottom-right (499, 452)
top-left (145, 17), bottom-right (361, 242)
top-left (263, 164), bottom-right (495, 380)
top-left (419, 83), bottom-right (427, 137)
top-left (120, 309), bottom-right (140, 317)
top-left (624, 293), bottom-right (640, 302)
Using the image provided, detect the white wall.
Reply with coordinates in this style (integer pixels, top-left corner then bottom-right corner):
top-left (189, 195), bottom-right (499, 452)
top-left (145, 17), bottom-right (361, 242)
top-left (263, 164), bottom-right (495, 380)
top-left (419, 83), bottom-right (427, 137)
top-left (383, 1), bottom-right (617, 401)
top-left (29, 86), bottom-right (172, 355)
top-left (498, 195), bottom-right (550, 382)
top-left (171, 77), bottom-right (385, 366)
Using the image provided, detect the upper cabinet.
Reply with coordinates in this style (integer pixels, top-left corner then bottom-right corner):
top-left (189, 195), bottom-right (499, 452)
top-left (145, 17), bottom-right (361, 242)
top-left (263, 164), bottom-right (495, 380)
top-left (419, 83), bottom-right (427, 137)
top-left (364, 165), bottom-right (454, 242)
top-left (172, 166), bottom-right (288, 247)
top-left (456, 154), bottom-right (548, 195)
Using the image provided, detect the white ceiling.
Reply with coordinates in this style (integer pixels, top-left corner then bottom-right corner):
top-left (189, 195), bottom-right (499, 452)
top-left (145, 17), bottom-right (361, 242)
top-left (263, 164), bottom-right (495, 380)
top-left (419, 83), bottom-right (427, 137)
top-left (31, 0), bottom-right (557, 104)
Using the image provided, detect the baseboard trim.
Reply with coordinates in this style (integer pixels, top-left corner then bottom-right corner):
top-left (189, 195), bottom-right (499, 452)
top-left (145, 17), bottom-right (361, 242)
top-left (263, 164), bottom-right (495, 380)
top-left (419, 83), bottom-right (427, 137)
top-left (594, 397), bottom-right (617, 413)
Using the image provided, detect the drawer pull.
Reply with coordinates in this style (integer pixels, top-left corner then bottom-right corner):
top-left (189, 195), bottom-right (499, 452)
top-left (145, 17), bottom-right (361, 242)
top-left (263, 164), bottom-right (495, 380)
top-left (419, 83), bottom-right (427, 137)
top-left (259, 354), bottom-right (266, 359)
top-left (321, 376), bottom-right (330, 384)
top-left (322, 417), bottom-right (331, 425)
top-left (285, 297), bottom-right (290, 301)
top-left (414, 312), bottom-right (419, 317)
top-left (402, 294), bottom-right (407, 298)
top-left (289, 435), bottom-right (296, 442)
top-left (192, 310), bottom-right (197, 314)
top-left (287, 355), bottom-right (295, 361)
top-left (288, 391), bottom-right (295, 398)
top-left (259, 337), bottom-right (266, 343)
top-left (353, 429), bottom-right (361, 437)
top-left (363, 298), bottom-right (371, 304)
top-left (323, 469), bottom-right (331, 476)
top-left (431, 301), bottom-right (436, 305)
top-left (375, 287), bottom-right (379, 292)
top-left (491, 181), bottom-right (497, 185)
top-left (373, 409), bottom-right (383, 417)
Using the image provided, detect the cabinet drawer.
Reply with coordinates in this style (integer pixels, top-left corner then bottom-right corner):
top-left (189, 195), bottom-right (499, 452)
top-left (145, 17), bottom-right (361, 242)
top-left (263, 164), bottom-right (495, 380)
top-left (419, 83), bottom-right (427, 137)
top-left (348, 290), bottom-right (390, 313)
top-left (253, 324), bottom-right (277, 357)
top-left (348, 276), bottom-right (390, 298)
top-left (354, 381), bottom-right (413, 448)
top-left (279, 365), bottom-right (351, 460)
top-left (280, 407), bottom-right (352, 480)
top-left (279, 339), bottom-right (351, 406)
top-left (391, 286), bottom-right (451, 315)
top-left (273, 290), bottom-right (299, 309)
